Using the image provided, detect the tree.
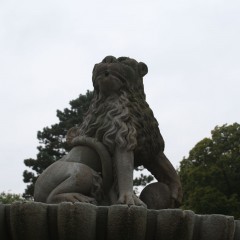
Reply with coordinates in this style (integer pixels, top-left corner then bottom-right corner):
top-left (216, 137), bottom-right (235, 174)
top-left (23, 90), bottom-right (153, 198)
top-left (0, 192), bottom-right (24, 204)
top-left (179, 123), bottom-right (240, 218)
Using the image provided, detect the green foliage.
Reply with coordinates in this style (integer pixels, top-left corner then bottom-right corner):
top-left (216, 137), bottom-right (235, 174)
top-left (179, 123), bottom-right (240, 218)
top-left (133, 173), bottom-right (154, 186)
top-left (23, 90), bottom-right (153, 198)
top-left (0, 192), bottom-right (24, 204)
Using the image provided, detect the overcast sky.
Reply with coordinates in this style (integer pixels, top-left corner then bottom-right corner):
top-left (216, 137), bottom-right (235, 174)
top-left (0, 0), bottom-right (239, 194)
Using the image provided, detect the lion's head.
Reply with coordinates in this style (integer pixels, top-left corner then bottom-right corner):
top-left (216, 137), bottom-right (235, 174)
top-left (71, 56), bottom-right (164, 166)
top-left (92, 56), bottom-right (148, 98)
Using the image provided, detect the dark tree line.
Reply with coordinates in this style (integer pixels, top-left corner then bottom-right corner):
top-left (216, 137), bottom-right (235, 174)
top-left (179, 123), bottom-right (240, 219)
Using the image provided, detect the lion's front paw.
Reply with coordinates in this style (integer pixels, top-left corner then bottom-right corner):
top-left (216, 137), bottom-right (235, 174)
top-left (117, 192), bottom-right (134, 205)
top-left (117, 192), bottom-right (146, 207)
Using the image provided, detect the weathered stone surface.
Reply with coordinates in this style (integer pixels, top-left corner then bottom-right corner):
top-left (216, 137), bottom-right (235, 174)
top-left (58, 202), bottom-right (97, 240)
top-left (145, 209), bottom-right (159, 240)
top-left (128, 205), bottom-right (147, 240)
top-left (10, 202), bottom-right (49, 240)
top-left (0, 204), bottom-right (8, 240)
top-left (234, 220), bottom-right (240, 240)
top-left (0, 202), bottom-right (239, 240)
top-left (96, 206), bottom-right (108, 240)
top-left (192, 214), bottom-right (235, 240)
top-left (156, 209), bottom-right (195, 240)
top-left (34, 56), bottom-right (182, 210)
top-left (107, 205), bottom-right (147, 240)
top-left (107, 205), bottom-right (129, 240)
top-left (47, 204), bottom-right (59, 240)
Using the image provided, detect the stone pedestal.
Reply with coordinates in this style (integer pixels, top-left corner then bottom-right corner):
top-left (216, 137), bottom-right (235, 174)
top-left (0, 202), bottom-right (239, 240)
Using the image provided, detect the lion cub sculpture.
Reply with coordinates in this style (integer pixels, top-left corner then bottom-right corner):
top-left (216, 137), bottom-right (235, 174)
top-left (34, 56), bottom-right (182, 209)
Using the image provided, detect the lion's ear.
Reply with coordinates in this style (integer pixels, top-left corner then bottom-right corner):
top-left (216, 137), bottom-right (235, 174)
top-left (92, 64), bottom-right (98, 73)
top-left (138, 62), bottom-right (148, 77)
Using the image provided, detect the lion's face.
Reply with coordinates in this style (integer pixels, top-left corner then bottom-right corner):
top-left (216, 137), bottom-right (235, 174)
top-left (92, 56), bottom-right (148, 96)
top-left (92, 63), bottom-right (124, 96)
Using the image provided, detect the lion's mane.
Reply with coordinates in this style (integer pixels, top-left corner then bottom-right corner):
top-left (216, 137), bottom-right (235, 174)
top-left (76, 56), bottom-right (165, 166)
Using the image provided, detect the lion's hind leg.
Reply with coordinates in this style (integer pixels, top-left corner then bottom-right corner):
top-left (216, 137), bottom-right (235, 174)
top-left (47, 193), bottom-right (97, 204)
top-left (46, 163), bottom-right (103, 204)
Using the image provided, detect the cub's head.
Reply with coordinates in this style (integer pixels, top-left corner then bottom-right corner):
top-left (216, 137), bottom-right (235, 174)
top-left (92, 56), bottom-right (148, 97)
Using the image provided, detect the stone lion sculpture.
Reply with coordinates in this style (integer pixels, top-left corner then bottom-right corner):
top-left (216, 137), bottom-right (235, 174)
top-left (34, 56), bottom-right (182, 209)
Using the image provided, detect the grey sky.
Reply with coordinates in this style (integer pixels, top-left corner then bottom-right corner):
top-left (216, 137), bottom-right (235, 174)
top-left (0, 0), bottom-right (239, 194)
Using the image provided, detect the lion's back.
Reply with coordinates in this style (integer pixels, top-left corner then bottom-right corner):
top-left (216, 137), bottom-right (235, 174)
top-left (131, 99), bottom-right (165, 166)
